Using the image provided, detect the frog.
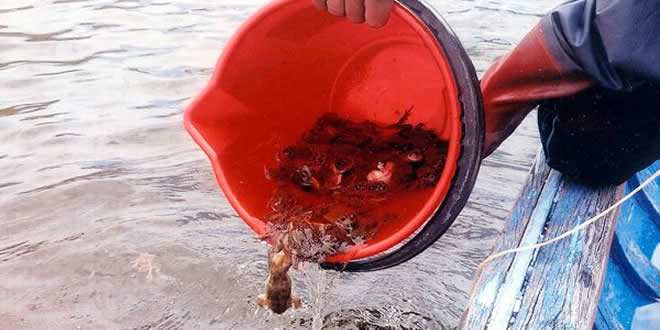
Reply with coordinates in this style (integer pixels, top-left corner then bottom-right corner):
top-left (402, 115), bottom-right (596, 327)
top-left (257, 236), bottom-right (301, 314)
top-left (367, 161), bottom-right (395, 184)
top-left (326, 157), bottom-right (354, 190)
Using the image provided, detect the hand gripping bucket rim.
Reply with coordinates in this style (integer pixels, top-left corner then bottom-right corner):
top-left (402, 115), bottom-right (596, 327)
top-left (183, 0), bottom-right (484, 272)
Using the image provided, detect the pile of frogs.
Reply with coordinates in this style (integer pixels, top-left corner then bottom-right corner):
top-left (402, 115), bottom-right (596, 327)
top-left (263, 111), bottom-right (448, 265)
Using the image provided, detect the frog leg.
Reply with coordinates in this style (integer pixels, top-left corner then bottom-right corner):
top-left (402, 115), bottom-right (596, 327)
top-left (291, 294), bottom-right (301, 309)
top-left (257, 294), bottom-right (267, 307)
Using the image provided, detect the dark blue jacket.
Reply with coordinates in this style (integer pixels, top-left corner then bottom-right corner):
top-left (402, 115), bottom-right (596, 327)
top-left (541, 0), bottom-right (660, 91)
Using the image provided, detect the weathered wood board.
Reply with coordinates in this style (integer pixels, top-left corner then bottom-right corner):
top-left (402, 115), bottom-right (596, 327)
top-left (460, 151), bottom-right (625, 329)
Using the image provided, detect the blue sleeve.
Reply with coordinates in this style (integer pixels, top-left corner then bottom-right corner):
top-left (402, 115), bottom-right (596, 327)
top-left (540, 0), bottom-right (660, 91)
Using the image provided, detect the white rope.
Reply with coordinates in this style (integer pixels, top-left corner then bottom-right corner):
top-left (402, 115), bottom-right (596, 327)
top-left (478, 169), bottom-right (660, 271)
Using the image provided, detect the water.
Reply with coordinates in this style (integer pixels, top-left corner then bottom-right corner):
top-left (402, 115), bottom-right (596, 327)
top-left (1, 0), bottom-right (560, 328)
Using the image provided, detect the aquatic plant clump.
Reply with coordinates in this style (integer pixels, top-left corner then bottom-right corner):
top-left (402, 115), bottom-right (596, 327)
top-left (262, 111), bottom-right (449, 265)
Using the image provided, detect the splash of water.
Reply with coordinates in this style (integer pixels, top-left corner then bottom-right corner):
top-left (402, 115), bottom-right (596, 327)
top-left (296, 263), bottom-right (338, 330)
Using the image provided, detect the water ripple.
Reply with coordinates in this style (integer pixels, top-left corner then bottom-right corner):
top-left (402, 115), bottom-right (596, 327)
top-left (128, 65), bottom-right (212, 78)
top-left (134, 97), bottom-right (190, 110)
top-left (0, 6), bottom-right (33, 14)
top-left (20, 112), bottom-right (69, 122)
top-left (474, 5), bottom-right (544, 18)
top-left (53, 0), bottom-right (89, 4)
top-left (0, 49), bottom-right (126, 69)
top-left (0, 182), bottom-right (22, 189)
top-left (0, 240), bottom-right (47, 263)
top-left (0, 29), bottom-right (92, 42)
top-left (19, 169), bottom-right (124, 195)
top-left (0, 100), bottom-right (60, 117)
top-left (79, 22), bottom-right (122, 30)
top-left (34, 69), bottom-right (82, 77)
top-left (119, 44), bottom-right (182, 58)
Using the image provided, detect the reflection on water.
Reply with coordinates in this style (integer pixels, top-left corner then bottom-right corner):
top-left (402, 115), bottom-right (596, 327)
top-left (1, 0), bottom-right (561, 328)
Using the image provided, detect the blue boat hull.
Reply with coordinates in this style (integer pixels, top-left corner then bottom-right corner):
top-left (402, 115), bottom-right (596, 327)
top-left (595, 161), bottom-right (660, 330)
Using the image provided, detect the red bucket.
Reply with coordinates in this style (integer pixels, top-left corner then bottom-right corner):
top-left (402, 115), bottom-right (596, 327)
top-left (184, 0), bottom-right (483, 271)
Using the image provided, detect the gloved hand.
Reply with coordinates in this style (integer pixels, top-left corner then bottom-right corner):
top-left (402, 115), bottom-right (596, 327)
top-left (482, 0), bottom-right (660, 158)
top-left (480, 24), bottom-right (592, 157)
top-left (483, 0), bottom-right (660, 185)
top-left (312, 0), bottom-right (393, 27)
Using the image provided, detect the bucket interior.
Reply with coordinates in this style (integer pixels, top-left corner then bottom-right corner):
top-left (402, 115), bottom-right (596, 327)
top-left (184, 0), bottom-right (462, 262)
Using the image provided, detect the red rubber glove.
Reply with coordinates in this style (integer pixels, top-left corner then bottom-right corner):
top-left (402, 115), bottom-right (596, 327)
top-left (481, 24), bottom-right (593, 156)
top-left (312, 0), bottom-right (393, 27)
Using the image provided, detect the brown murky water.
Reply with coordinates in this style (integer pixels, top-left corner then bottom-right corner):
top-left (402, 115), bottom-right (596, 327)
top-left (1, 0), bottom-right (559, 329)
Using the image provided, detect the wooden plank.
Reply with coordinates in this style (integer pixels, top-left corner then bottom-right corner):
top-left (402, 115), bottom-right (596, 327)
top-left (460, 150), bottom-right (554, 329)
top-left (460, 151), bottom-right (625, 329)
top-left (487, 170), bottom-right (562, 329)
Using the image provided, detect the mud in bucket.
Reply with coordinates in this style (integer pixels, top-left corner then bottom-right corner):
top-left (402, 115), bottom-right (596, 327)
top-left (183, 0), bottom-right (484, 272)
